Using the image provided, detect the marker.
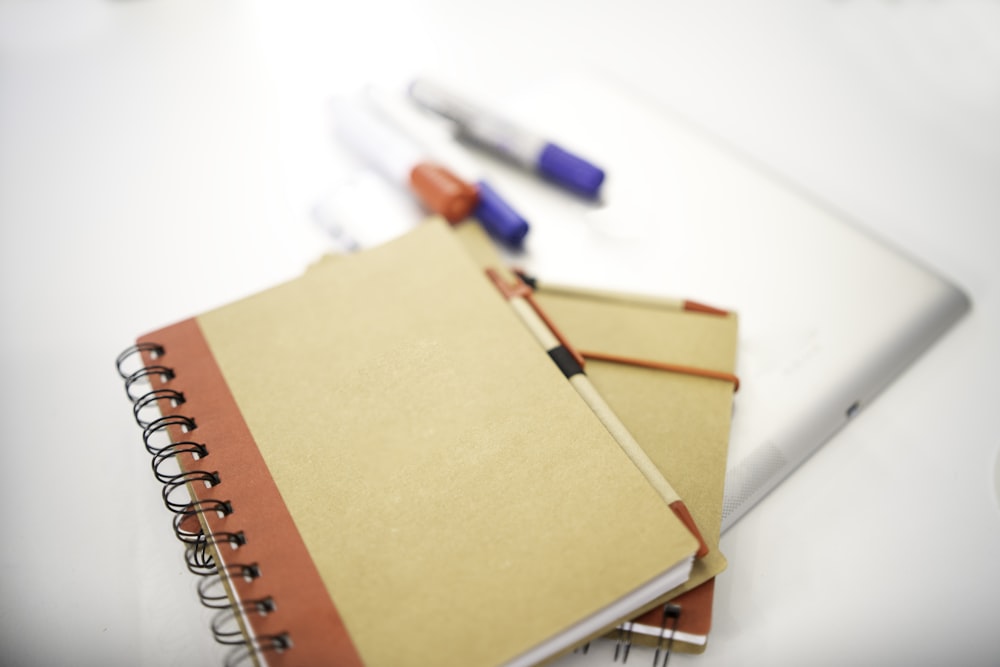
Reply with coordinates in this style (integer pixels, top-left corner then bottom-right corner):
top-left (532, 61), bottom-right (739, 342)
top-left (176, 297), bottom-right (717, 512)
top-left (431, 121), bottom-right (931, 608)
top-left (364, 88), bottom-right (529, 248)
top-left (408, 78), bottom-right (606, 199)
top-left (486, 267), bottom-right (709, 559)
top-left (331, 97), bottom-right (477, 223)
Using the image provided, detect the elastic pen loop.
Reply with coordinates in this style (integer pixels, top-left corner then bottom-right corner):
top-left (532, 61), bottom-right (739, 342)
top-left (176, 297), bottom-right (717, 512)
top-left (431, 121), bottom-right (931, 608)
top-left (580, 350), bottom-right (740, 392)
top-left (485, 268), bottom-right (586, 370)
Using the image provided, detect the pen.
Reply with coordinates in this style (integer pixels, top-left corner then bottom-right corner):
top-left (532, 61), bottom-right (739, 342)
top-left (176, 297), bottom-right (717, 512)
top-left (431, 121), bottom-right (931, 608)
top-left (408, 78), bottom-right (606, 199)
top-left (364, 88), bottom-right (530, 248)
top-left (487, 268), bottom-right (709, 558)
top-left (514, 272), bottom-right (731, 316)
top-left (331, 97), bottom-right (477, 224)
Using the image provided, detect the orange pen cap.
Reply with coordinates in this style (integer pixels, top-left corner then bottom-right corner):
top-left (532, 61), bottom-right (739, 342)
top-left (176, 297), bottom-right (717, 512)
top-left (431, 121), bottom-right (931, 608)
top-left (409, 163), bottom-right (478, 224)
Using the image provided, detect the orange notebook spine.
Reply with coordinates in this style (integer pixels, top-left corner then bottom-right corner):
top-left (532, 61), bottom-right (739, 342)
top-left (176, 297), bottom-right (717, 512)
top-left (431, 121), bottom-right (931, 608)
top-left (611, 579), bottom-right (716, 658)
top-left (116, 322), bottom-right (364, 667)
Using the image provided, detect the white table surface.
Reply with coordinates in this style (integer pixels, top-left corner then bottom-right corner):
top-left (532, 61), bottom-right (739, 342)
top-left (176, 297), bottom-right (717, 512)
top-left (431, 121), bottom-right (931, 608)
top-left (1, 1), bottom-right (998, 666)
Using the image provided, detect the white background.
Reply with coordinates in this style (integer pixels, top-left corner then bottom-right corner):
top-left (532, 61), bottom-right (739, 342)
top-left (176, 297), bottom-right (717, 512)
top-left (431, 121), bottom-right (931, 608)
top-left (1, 1), bottom-right (998, 666)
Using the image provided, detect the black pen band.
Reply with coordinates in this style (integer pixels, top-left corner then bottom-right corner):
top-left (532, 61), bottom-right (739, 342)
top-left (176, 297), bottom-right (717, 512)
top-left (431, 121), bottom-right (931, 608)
top-left (548, 345), bottom-right (584, 378)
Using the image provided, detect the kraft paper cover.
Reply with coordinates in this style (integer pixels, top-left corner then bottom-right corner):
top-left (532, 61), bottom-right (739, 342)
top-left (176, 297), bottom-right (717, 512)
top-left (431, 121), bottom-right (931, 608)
top-left (194, 220), bottom-right (696, 667)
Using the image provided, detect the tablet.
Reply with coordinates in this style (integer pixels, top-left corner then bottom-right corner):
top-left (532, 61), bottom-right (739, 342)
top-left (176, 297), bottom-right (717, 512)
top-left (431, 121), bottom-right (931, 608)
top-left (479, 73), bottom-right (970, 530)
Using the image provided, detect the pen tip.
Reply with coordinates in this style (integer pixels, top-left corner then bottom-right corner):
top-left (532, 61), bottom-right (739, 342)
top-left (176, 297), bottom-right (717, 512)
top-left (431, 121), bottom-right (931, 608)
top-left (669, 500), bottom-right (709, 559)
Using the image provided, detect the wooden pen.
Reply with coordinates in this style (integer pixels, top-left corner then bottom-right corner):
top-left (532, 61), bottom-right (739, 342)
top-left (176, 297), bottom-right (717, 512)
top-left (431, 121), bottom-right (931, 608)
top-left (487, 268), bottom-right (709, 558)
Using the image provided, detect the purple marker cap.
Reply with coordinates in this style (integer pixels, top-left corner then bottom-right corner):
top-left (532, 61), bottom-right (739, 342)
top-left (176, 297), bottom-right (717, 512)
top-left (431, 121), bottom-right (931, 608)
top-left (474, 180), bottom-right (529, 247)
top-left (536, 143), bottom-right (605, 198)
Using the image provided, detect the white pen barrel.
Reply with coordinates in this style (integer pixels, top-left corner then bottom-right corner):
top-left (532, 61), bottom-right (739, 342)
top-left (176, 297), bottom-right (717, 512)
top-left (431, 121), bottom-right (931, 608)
top-left (366, 88), bottom-right (477, 181)
top-left (409, 78), bottom-right (479, 125)
top-left (410, 78), bottom-right (546, 169)
top-left (460, 115), bottom-right (547, 170)
top-left (332, 99), bottom-right (422, 186)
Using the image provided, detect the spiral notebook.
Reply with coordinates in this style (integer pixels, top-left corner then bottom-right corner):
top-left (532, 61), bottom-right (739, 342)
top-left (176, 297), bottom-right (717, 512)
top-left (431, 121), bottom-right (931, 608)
top-left (115, 220), bottom-right (700, 667)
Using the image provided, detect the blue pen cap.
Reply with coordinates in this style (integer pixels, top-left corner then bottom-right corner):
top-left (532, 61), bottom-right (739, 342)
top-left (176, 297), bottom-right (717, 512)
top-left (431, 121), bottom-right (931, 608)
top-left (536, 143), bottom-right (605, 198)
top-left (474, 180), bottom-right (529, 247)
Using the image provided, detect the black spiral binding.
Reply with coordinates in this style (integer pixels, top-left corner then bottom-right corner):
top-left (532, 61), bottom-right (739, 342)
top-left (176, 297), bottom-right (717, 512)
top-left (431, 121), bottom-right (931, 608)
top-left (572, 601), bottom-right (683, 666)
top-left (116, 344), bottom-right (290, 666)
top-left (652, 604), bottom-right (682, 667)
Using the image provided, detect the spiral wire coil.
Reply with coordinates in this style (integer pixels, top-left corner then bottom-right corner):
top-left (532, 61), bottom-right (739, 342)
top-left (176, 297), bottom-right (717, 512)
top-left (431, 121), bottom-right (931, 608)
top-left (116, 344), bottom-right (290, 664)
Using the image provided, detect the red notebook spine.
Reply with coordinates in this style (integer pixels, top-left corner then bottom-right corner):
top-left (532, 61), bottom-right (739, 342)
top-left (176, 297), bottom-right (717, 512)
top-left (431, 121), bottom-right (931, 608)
top-left (116, 322), bottom-right (363, 667)
top-left (117, 339), bottom-right (291, 664)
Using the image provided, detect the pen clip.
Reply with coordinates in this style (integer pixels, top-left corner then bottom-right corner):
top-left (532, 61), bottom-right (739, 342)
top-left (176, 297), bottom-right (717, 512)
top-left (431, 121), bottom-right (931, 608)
top-left (485, 268), bottom-right (587, 370)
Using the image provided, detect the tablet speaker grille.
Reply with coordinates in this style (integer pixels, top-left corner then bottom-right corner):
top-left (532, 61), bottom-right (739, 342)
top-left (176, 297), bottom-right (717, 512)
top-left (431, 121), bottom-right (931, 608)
top-left (722, 443), bottom-right (789, 526)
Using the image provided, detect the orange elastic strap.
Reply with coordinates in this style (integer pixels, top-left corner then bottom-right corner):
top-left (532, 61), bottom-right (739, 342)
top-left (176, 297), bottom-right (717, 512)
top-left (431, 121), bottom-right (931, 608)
top-left (486, 268), bottom-right (587, 370)
top-left (682, 300), bottom-right (730, 316)
top-left (579, 350), bottom-right (740, 392)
